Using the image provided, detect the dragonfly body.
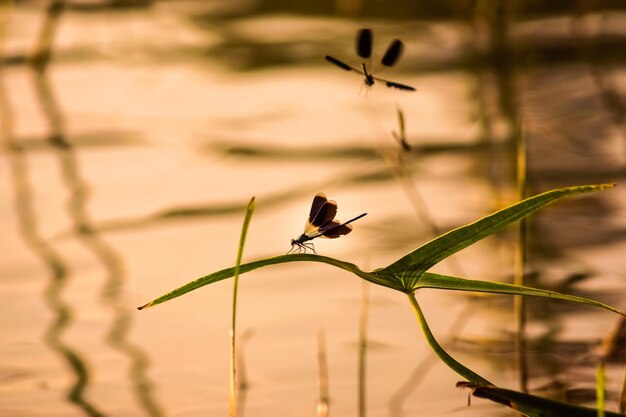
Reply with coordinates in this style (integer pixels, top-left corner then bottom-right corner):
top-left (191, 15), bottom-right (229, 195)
top-left (325, 28), bottom-right (415, 92)
top-left (361, 63), bottom-right (375, 87)
top-left (289, 193), bottom-right (367, 254)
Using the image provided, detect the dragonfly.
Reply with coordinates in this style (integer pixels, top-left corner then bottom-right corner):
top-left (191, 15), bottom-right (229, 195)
top-left (289, 193), bottom-right (367, 254)
top-left (325, 28), bottom-right (415, 92)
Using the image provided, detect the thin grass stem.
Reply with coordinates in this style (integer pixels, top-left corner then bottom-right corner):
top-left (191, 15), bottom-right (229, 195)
top-left (597, 359), bottom-right (606, 417)
top-left (513, 119), bottom-right (529, 393)
top-left (358, 281), bottom-right (369, 417)
top-left (230, 197), bottom-right (255, 417)
top-left (619, 364), bottom-right (626, 414)
top-left (317, 328), bottom-right (329, 417)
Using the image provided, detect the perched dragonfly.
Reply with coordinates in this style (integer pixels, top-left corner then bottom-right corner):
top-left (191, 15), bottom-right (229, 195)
top-left (325, 28), bottom-right (415, 92)
top-left (289, 193), bottom-right (367, 254)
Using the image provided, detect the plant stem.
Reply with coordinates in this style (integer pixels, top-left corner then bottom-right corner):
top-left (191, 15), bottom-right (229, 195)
top-left (513, 119), bottom-right (529, 393)
top-left (230, 197), bottom-right (255, 417)
top-left (406, 291), bottom-right (492, 386)
top-left (597, 359), bottom-right (606, 417)
top-left (317, 328), bottom-right (329, 417)
top-left (619, 362), bottom-right (626, 413)
top-left (358, 281), bottom-right (369, 417)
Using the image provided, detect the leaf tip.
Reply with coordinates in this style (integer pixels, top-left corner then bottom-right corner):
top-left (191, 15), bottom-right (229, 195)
top-left (137, 301), bottom-right (152, 311)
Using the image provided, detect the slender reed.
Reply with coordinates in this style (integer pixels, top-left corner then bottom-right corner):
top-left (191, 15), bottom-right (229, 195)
top-left (358, 281), bottom-right (369, 417)
top-left (619, 373), bottom-right (626, 413)
top-left (597, 359), bottom-right (606, 417)
top-left (230, 197), bottom-right (255, 417)
top-left (513, 120), bottom-right (529, 393)
top-left (317, 328), bottom-right (330, 417)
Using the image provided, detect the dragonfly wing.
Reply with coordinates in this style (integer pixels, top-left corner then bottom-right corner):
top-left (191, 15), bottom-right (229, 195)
top-left (309, 193), bottom-right (328, 221)
top-left (320, 221), bottom-right (353, 239)
top-left (305, 199), bottom-right (337, 236)
top-left (313, 200), bottom-right (337, 226)
top-left (325, 56), bottom-right (363, 74)
top-left (356, 28), bottom-right (373, 59)
top-left (373, 75), bottom-right (416, 91)
top-left (381, 39), bottom-right (404, 67)
top-left (302, 219), bottom-right (318, 237)
top-left (385, 81), bottom-right (416, 91)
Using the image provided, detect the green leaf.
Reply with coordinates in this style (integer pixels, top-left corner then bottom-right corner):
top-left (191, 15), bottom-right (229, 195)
top-left (230, 197), bottom-right (255, 417)
top-left (459, 383), bottom-right (625, 417)
top-left (137, 254), bottom-right (398, 310)
top-left (381, 184), bottom-right (615, 290)
top-left (414, 272), bottom-right (625, 316)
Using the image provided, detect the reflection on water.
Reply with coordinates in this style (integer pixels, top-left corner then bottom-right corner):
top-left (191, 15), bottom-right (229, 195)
top-left (1, 2), bottom-right (162, 415)
top-left (34, 52), bottom-right (164, 417)
top-left (2, 1), bottom-right (626, 416)
top-left (2, 83), bottom-right (107, 416)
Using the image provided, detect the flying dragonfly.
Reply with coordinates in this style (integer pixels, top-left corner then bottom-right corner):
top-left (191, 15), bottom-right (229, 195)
top-left (325, 28), bottom-right (415, 92)
top-left (289, 193), bottom-right (367, 254)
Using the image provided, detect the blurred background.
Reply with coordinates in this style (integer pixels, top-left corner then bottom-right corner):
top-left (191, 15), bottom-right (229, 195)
top-left (1, 1), bottom-right (625, 416)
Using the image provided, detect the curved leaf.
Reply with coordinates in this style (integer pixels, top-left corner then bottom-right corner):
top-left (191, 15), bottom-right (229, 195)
top-left (382, 184), bottom-right (615, 289)
top-left (137, 254), bottom-right (400, 310)
top-left (459, 383), bottom-right (625, 417)
top-left (416, 272), bottom-right (625, 316)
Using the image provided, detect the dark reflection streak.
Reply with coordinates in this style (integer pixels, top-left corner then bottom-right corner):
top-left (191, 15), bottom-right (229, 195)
top-left (31, 58), bottom-right (165, 417)
top-left (27, 1), bottom-right (164, 413)
top-left (387, 356), bottom-right (436, 417)
top-left (206, 141), bottom-right (486, 160)
top-left (0, 5), bottom-right (107, 414)
top-left (236, 329), bottom-right (254, 417)
top-left (484, 1), bottom-right (530, 394)
top-left (386, 300), bottom-right (479, 416)
top-left (65, 163), bottom-right (396, 236)
top-left (572, 8), bottom-right (626, 149)
top-left (0, 83), bottom-right (107, 417)
top-left (30, 0), bottom-right (65, 70)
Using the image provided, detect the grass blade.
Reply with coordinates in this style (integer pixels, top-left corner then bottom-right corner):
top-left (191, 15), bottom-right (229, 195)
top-left (408, 292), bottom-right (624, 416)
top-left (383, 184), bottom-right (614, 287)
top-left (137, 254), bottom-right (398, 310)
top-left (417, 272), bottom-right (625, 316)
top-left (460, 383), bottom-right (625, 417)
top-left (317, 328), bottom-right (329, 417)
top-left (597, 359), bottom-right (606, 417)
top-left (230, 197), bottom-right (255, 417)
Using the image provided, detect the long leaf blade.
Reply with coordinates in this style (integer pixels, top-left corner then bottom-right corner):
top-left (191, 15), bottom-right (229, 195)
top-left (417, 272), bottom-right (625, 316)
top-left (384, 184), bottom-right (614, 280)
top-left (137, 254), bottom-right (399, 310)
top-left (461, 384), bottom-right (625, 417)
top-left (230, 196), bottom-right (255, 417)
